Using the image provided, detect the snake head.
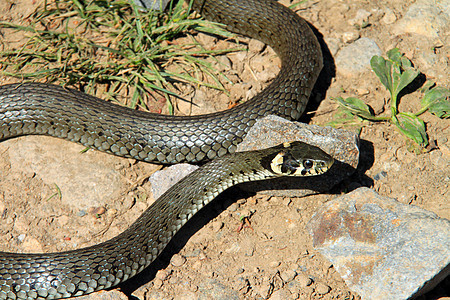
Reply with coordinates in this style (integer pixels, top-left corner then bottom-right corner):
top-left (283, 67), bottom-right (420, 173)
top-left (269, 141), bottom-right (334, 176)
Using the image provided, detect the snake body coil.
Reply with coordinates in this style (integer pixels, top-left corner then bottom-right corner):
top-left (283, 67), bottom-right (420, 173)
top-left (0, 0), bottom-right (326, 299)
top-left (0, 0), bottom-right (322, 164)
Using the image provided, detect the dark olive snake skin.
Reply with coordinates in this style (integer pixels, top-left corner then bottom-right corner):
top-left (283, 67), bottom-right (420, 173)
top-left (0, 0), bottom-right (322, 164)
top-left (0, 0), bottom-right (325, 299)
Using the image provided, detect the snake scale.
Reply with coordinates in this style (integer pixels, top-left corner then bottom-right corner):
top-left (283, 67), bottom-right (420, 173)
top-left (0, 0), bottom-right (328, 299)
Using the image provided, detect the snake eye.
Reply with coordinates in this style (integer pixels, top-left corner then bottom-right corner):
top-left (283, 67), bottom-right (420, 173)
top-left (303, 159), bottom-right (313, 169)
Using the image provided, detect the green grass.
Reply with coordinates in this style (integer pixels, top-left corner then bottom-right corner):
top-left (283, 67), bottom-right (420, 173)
top-left (0, 0), bottom-right (242, 113)
top-left (330, 48), bottom-right (449, 153)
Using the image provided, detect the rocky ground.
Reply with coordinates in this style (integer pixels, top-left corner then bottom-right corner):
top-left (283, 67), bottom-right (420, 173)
top-left (0, 0), bottom-right (449, 299)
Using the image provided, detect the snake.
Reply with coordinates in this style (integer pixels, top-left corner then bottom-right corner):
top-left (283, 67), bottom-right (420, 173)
top-left (0, 0), bottom-right (327, 298)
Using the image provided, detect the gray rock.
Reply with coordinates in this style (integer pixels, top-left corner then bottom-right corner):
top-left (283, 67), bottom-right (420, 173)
top-left (149, 116), bottom-right (359, 199)
top-left (307, 187), bottom-right (450, 300)
top-left (335, 37), bottom-right (382, 76)
top-left (133, 0), bottom-right (170, 11)
top-left (149, 163), bottom-right (199, 199)
top-left (237, 115), bottom-right (359, 197)
top-left (393, 0), bottom-right (450, 39)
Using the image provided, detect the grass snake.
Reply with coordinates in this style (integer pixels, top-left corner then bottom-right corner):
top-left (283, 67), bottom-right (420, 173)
top-left (0, 0), bottom-right (328, 299)
top-left (0, 0), bottom-right (322, 164)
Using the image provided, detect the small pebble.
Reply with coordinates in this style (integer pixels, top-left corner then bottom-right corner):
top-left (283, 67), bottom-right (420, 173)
top-left (189, 283), bottom-right (198, 292)
top-left (192, 260), bottom-right (202, 270)
top-left (170, 254), bottom-right (186, 267)
top-left (280, 270), bottom-right (297, 283)
top-left (269, 289), bottom-right (292, 299)
top-left (212, 221), bottom-right (224, 232)
top-left (228, 203), bottom-right (239, 212)
top-left (342, 31), bottom-right (360, 43)
top-left (247, 197), bottom-right (257, 205)
top-left (88, 206), bottom-right (106, 216)
top-left (382, 8), bottom-right (397, 24)
top-left (356, 88), bottom-right (370, 95)
top-left (248, 39), bottom-right (265, 53)
top-left (373, 171), bottom-right (387, 181)
top-left (77, 210), bottom-right (87, 217)
top-left (348, 9), bottom-right (371, 26)
top-left (315, 282), bottom-right (331, 295)
top-left (17, 234), bottom-right (26, 242)
top-left (296, 273), bottom-right (313, 287)
top-left (270, 261), bottom-right (281, 268)
top-left (155, 269), bottom-right (171, 281)
top-left (153, 278), bottom-right (163, 289)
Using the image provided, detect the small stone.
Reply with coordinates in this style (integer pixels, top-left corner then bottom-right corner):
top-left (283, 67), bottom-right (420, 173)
top-left (373, 171), bottom-right (387, 181)
top-left (429, 150), bottom-right (449, 170)
top-left (342, 31), bottom-right (360, 43)
top-left (356, 88), bottom-right (370, 96)
top-left (270, 261), bottom-right (281, 268)
top-left (155, 269), bottom-right (171, 281)
top-left (149, 164), bottom-right (199, 199)
top-left (196, 32), bottom-right (217, 46)
top-left (216, 55), bottom-right (232, 71)
top-left (153, 278), bottom-right (163, 289)
top-left (4, 136), bottom-right (127, 209)
top-left (228, 203), bottom-right (239, 212)
top-left (324, 37), bottom-right (340, 56)
top-left (17, 234), bottom-right (26, 242)
top-left (296, 273), bottom-right (313, 287)
top-left (77, 210), bottom-right (87, 217)
top-left (315, 282), bottom-right (331, 295)
top-left (382, 8), bottom-right (397, 24)
top-left (348, 9), bottom-right (372, 27)
top-left (212, 221), bottom-right (224, 232)
top-left (88, 206), bottom-right (106, 216)
top-left (269, 289), bottom-right (292, 299)
top-left (248, 39), bottom-right (265, 53)
top-left (336, 38), bottom-right (382, 76)
top-left (280, 270), bottom-right (297, 283)
top-left (170, 254), bottom-right (186, 267)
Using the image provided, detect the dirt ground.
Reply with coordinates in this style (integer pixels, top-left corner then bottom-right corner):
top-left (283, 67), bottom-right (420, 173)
top-left (0, 0), bottom-right (449, 299)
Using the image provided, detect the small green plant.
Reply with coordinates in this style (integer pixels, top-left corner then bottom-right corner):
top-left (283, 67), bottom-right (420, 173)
top-left (0, 0), bottom-right (241, 112)
top-left (333, 48), bottom-right (449, 151)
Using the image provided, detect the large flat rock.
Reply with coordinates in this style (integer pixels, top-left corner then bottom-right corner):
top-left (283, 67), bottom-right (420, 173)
top-left (307, 187), bottom-right (450, 300)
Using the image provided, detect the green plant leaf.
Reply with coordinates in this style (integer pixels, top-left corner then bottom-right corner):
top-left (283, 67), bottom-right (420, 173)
top-left (394, 67), bottom-right (419, 96)
top-left (421, 86), bottom-right (450, 118)
top-left (370, 55), bottom-right (393, 94)
top-left (386, 48), bottom-right (402, 63)
top-left (335, 96), bottom-right (373, 117)
top-left (392, 112), bottom-right (428, 146)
